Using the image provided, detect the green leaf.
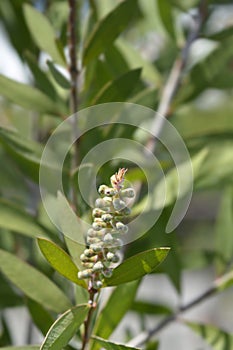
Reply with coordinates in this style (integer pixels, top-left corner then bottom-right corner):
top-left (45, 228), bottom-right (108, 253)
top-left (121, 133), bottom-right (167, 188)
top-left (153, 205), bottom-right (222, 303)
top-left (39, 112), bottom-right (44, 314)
top-left (186, 322), bottom-right (233, 350)
top-left (47, 61), bottom-right (70, 89)
top-left (0, 274), bottom-right (22, 308)
top-left (91, 281), bottom-right (139, 350)
top-left (23, 4), bottom-right (65, 66)
top-left (57, 191), bottom-right (86, 246)
top-left (92, 68), bottom-right (142, 104)
top-left (130, 300), bottom-right (172, 315)
top-left (91, 336), bottom-right (140, 350)
top-left (115, 39), bottom-right (161, 85)
top-left (27, 299), bottom-right (54, 336)
top-left (104, 248), bottom-right (170, 286)
top-left (24, 51), bottom-right (57, 100)
top-left (84, 0), bottom-right (139, 65)
top-left (0, 249), bottom-right (71, 313)
top-left (157, 0), bottom-right (176, 39)
top-left (0, 199), bottom-right (51, 239)
top-left (37, 238), bottom-right (86, 288)
top-left (215, 187), bottom-right (233, 273)
top-left (40, 304), bottom-right (89, 350)
top-left (0, 74), bottom-right (59, 114)
top-left (153, 149), bottom-right (208, 210)
top-left (0, 347), bottom-right (39, 350)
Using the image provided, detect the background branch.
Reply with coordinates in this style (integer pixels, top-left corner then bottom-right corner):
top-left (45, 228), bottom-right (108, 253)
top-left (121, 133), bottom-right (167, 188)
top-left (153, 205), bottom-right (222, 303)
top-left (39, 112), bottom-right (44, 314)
top-left (128, 270), bottom-right (233, 347)
top-left (67, 0), bottom-right (80, 210)
top-left (147, 0), bottom-right (209, 153)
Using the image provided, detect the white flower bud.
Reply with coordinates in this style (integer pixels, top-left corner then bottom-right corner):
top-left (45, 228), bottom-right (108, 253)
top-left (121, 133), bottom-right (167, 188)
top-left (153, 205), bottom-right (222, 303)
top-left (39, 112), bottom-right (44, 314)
top-left (93, 280), bottom-right (103, 289)
top-left (93, 261), bottom-right (104, 272)
top-left (113, 198), bottom-right (126, 211)
top-left (78, 269), bottom-right (92, 279)
top-left (120, 188), bottom-right (135, 198)
top-left (116, 221), bottom-right (128, 233)
top-left (101, 213), bottom-right (113, 222)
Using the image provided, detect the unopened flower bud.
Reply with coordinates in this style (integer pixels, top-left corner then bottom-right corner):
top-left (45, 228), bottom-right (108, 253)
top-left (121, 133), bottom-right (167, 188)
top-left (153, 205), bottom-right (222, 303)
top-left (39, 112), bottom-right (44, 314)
top-left (113, 198), bottom-right (126, 211)
top-left (92, 208), bottom-right (105, 218)
top-left (104, 233), bottom-right (113, 243)
top-left (101, 213), bottom-right (113, 222)
top-left (84, 249), bottom-right (95, 257)
top-left (78, 269), bottom-right (92, 279)
top-left (90, 243), bottom-right (103, 252)
top-left (95, 198), bottom-right (111, 210)
top-left (92, 220), bottom-right (106, 231)
top-left (87, 236), bottom-right (100, 244)
top-left (116, 221), bottom-right (128, 233)
top-left (120, 188), bottom-right (135, 198)
top-left (93, 261), bottom-right (104, 272)
top-left (93, 280), bottom-right (103, 289)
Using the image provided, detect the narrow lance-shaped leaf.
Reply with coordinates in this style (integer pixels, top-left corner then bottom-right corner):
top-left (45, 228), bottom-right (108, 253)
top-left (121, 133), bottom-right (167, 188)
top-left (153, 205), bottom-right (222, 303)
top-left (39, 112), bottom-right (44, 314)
top-left (92, 68), bottom-right (142, 104)
top-left (186, 322), bottom-right (233, 350)
top-left (23, 4), bottom-right (65, 66)
top-left (47, 60), bottom-right (70, 89)
top-left (103, 248), bottom-right (170, 286)
top-left (40, 304), bottom-right (90, 350)
top-left (37, 238), bottom-right (87, 289)
top-left (157, 0), bottom-right (176, 40)
top-left (0, 347), bottom-right (39, 350)
top-left (0, 74), bottom-right (59, 114)
top-left (0, 249), bottom-right (71, 313)
top-left (91, 336), bottom-right (140, 350)
top-left (27, 299), bottom-right (55, 336)
top-left (24, 51), bottom-right (57, 100)
top-left (0, 199), bottom-right (50, 239)
top-left (215, 187), bottom-right (233, 274)
top-left (83, 0), bottom-right (140, 65)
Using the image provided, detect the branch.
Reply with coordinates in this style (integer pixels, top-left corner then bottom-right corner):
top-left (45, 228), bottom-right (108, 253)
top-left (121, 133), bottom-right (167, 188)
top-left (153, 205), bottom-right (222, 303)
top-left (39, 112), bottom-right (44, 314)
top-left (147, 0), bottom-right (209, 153)
top-left (67, 0), bottom-right (80, 209)
top-left (127, 270), bottom-right (233, 347)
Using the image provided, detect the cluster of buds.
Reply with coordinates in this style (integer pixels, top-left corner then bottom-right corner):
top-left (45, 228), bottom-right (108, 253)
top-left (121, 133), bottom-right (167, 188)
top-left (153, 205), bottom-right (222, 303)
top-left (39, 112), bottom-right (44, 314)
top-left (78, 168), bottom-right (135, 290)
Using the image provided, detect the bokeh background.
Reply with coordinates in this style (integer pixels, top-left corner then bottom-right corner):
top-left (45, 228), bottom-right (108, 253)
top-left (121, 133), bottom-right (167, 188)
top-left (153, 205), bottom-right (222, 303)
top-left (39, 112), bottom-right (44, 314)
top-left (0, 1), bottom-right (233, 349)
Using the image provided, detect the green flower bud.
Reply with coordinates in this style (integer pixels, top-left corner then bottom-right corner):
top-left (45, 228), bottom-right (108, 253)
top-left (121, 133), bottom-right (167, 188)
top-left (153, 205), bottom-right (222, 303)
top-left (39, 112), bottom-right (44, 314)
top-left (113, 198), bottom-right (126, 211)
top-left (93, 261), bottom-right (104, 272)
top-left (120, 188), bottom-right (135, 198)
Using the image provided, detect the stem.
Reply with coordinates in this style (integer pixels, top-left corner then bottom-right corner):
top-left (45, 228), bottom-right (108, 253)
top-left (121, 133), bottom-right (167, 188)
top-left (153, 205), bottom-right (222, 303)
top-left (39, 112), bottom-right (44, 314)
top-left (81, 283), bottom-right (97, 350)
top-left (128, 271), bottom-right (233, 347)
top-left (147, 0), bottom-right (208, 153)
top-left (68, 0), bottom-right (80, 210)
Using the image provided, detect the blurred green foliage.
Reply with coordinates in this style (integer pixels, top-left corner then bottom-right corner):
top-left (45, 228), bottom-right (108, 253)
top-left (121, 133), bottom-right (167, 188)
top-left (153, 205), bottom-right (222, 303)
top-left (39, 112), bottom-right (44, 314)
top-left (0, 1), bottom-right (233, 349)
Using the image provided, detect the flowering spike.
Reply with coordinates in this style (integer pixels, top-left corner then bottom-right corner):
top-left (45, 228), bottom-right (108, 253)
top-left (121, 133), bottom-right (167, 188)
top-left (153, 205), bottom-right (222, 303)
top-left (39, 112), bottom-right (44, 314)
top-left (78, 168), bottom-right (134, 290)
